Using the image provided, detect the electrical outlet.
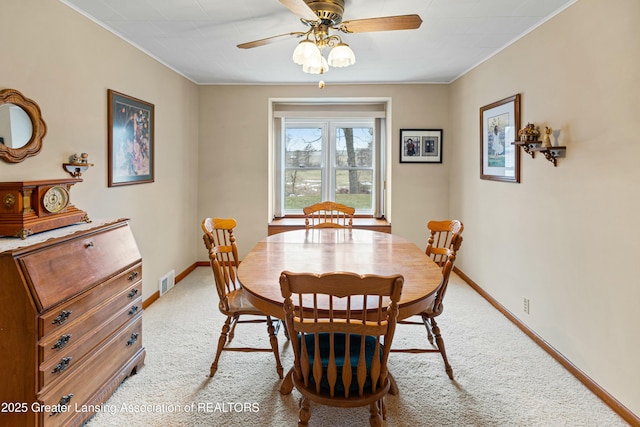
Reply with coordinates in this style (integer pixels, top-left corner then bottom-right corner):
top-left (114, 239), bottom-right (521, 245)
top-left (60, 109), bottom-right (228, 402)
top-left (523, 298), bottom-right (530, 314)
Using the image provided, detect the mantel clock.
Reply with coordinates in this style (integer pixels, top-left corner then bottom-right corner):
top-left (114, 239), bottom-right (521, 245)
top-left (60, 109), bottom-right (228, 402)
top-left (0, 178), bottom-right (90, 239)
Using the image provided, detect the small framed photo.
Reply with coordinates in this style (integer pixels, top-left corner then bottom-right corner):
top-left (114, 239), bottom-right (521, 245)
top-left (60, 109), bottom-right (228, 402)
top-left (108, 89), bottom-right (154, 187)
top-left (400, 129), bottom-right (443, 163)
top-left (480, 94), bottom-right (521, 183)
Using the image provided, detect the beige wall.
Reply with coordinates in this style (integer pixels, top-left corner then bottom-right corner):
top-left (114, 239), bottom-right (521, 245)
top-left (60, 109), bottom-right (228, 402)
top-left (2, 0), bottom-right (638, 419)
top-left (449, 0), bottom-right (640, 416)
top-left (0, 0), bottom-right (200, 300)
top-left (197, 84), bottom-right (450, 258)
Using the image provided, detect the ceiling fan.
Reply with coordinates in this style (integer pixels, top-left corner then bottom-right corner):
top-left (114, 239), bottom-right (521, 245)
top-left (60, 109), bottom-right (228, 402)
top-left (237, 0), bottom-right (422, 77)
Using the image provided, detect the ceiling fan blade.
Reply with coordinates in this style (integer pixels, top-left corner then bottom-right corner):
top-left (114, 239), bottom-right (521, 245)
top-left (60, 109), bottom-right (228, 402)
top-left (238, 32), bottom-right (305, 49)
top-left (339, 14), bottom-right (422, 33)
top-left (279, 0), bottom-right (319, 22)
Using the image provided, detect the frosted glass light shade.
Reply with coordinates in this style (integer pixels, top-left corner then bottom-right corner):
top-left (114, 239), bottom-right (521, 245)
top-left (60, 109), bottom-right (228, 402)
top-left (302, 55), bottom-right (328, 74)
top-left (292, 40), bottom-right (321, 65)
top-left (327, 43), bottom-right (356, 67)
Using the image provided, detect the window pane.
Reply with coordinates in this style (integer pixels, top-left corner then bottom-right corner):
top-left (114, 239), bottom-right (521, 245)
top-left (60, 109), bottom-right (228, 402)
top-left (284, 169), bottom-right (323, 210)
top-left (335, 170), bottom-right (372, 209)
top-left (335, 127), bottom-right (373, 167)
top-left (285, 127), bottom-right (322, 167)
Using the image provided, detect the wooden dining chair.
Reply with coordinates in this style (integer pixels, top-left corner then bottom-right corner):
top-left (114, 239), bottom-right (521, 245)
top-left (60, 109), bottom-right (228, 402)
top-left (424, 219), bottom-right (464, 267)
top-left (303, 201), bottom-right (355, 229)
top-left (392, 219), bottom-right (463, 380)
top-left (280, 270), bottom-right (404, 427)
top-left (201, 217), bottom-right (283, 379)
top-left (423, 219), bottom-right (464, 360)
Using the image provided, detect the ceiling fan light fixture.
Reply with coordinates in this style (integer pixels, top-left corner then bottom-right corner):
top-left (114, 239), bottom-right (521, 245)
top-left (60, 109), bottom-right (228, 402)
top-left (302, 55), bottom-right (329, 74)
top-left (292, 39), bottom-right (321, 65)
top-left (239, 2), bottom-right (423, 80)
top-left (327, 42), bottom-right (355, 68)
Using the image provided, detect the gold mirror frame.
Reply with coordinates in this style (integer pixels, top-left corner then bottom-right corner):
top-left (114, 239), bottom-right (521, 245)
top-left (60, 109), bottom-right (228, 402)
top-left (0, 89), bottom-right (47, 163)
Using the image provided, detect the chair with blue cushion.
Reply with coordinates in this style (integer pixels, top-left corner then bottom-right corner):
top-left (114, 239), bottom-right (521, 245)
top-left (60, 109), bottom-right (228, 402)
top-left (279, 270), bottom-right (403, 426)
top-left (202, 217), bottom-right (284, 379)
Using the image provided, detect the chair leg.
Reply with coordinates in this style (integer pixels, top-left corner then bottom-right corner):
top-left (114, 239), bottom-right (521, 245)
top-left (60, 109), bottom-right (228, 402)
top-left (227, 314), bottom-right (239, 343)
top-left (210, 316), bottom-right (232, 377)
top-left (369, 401), bottom-right (383, 426)
top-left (298, 396), bottom-right (311, 426)
top-left (430, 317), bottom-right (453, 380)
top-left (266, 316), bottom-right (284, 379)
top-left (422, 314), bottom-right (434, 344)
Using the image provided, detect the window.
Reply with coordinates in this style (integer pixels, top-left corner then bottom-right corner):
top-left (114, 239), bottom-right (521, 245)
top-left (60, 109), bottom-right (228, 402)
top-left (282, 118), bottom-right (376, 213)
top-left (271, 100), bottom-right (389, 219)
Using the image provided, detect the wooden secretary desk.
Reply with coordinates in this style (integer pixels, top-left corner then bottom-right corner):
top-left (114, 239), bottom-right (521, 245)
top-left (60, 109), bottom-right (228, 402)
top-left (0, 219), bottom-right (145, 426)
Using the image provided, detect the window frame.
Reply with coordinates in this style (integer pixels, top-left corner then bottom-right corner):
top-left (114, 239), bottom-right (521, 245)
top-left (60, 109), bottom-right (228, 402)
top-left (280, 118), bottom-right (377, 215)
top-left (269, 98), bottom-right (391, 221)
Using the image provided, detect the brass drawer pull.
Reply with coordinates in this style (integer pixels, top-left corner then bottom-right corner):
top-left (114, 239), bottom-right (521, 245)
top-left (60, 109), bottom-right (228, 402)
top-left (84, 241), bottom-right (94, 248)
top-left (126, 332), bottom-right (139, 346)
top-left (127, 288), bottom-right (139, 298)
top-left (50, 394), bottom-right (74, 416)
top-left (128, 306), bottom-right (139, 316)
top-left (52, 310), bottom-right (72, 325)
top-left (128, 271), bottom-right (139, 281)
top-left (52, 334), bottom-right (72, 350)
top-left (52, 357), bottom-right (72, 374)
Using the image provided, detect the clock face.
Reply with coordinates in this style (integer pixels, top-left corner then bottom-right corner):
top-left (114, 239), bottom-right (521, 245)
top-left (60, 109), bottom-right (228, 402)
top-left (43, 186), bottom-right (70, 213)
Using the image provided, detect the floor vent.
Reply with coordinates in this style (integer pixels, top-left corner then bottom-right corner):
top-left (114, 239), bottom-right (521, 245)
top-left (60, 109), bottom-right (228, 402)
top-left (159, 270), bottom-right (175, 296)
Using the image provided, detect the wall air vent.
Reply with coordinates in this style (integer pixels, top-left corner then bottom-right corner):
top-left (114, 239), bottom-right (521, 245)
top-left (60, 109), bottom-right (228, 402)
top-left (159, 270), bottom-right (175, 296)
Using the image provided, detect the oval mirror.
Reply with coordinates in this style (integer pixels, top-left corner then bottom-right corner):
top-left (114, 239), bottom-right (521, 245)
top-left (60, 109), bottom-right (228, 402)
top-left (0, 103), bottom-right (33, 148)
top-left (0, 89), bottom-right (47, 163)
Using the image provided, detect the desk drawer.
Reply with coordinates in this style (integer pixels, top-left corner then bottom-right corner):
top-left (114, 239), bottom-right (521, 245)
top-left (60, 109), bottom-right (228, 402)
top-left (39, 295), bottom-right (143, 390)
top-left (39, 264), bottom-right (141, 339)
top-left (20, 224), bottom-right (141, 310)
top-left (37, 316), bottom-right (143, 427)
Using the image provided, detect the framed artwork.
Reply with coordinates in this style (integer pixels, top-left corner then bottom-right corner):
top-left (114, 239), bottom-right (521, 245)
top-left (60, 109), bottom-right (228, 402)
top-left (399, 129), bottom-right (443, 163)
top-left (108, 89), bottom-right (154, 187)
top-left (480, 94), bottom-right (521, 183)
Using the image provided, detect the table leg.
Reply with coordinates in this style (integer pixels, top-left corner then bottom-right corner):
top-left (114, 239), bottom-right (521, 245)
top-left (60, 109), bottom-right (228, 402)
top-left (388, 372), bottom-right (399, 396)
top-left (279, 368), bottom-right (294, 395)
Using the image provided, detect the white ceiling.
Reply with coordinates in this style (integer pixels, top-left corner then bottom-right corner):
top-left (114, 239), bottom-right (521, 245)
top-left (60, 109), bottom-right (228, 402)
top-left (59, 0), bottom-right (575, 85)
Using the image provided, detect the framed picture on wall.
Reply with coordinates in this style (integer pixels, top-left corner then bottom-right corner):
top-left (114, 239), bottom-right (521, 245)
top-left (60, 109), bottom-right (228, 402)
top-left (480, 94), bottom-right (521, 183)
top-left (399, 129), bottom-right (443, 163)
top-left (108, 89), bottom-right (155, 187)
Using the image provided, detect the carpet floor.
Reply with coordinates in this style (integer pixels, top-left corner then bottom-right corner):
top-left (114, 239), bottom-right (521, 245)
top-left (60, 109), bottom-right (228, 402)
top-left (85, 267), bottom-right (629, 426)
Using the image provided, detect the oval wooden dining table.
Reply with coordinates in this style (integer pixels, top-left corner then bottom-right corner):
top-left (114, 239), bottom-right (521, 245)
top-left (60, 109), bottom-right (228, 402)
top-left (237, 228), bottom-right (443, 395)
